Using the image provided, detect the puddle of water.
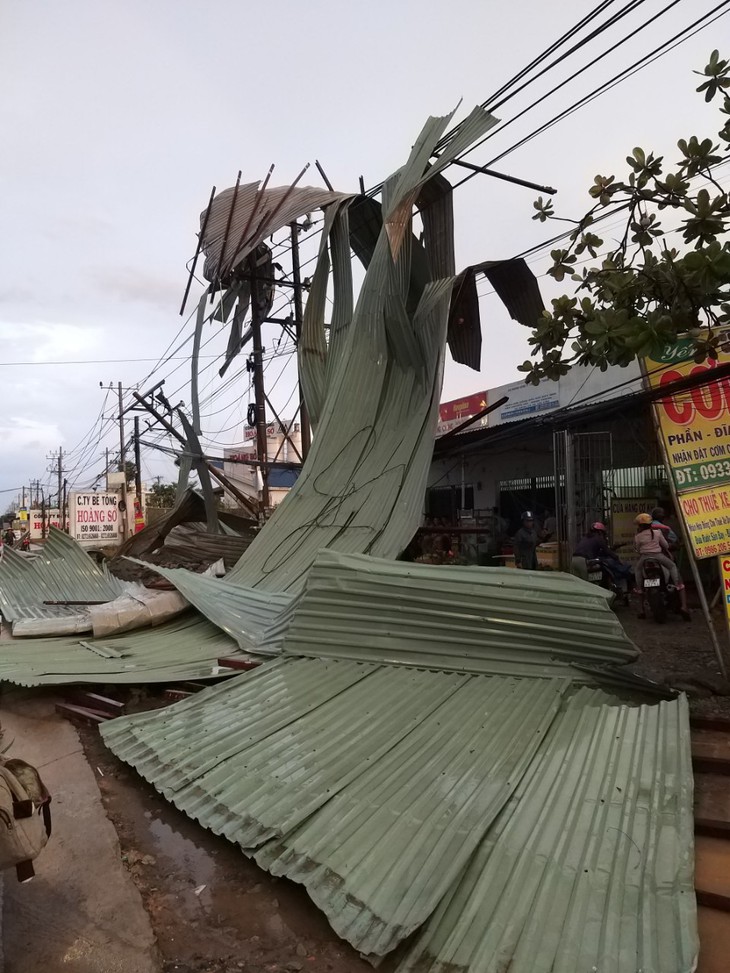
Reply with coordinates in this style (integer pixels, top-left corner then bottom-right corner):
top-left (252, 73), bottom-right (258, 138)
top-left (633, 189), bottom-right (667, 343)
top-left (149, 817), bottom-right (218, 889)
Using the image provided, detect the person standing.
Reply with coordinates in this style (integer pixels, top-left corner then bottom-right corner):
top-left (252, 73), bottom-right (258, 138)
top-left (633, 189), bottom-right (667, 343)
top-left (513, 512), bottom-right (542, 570)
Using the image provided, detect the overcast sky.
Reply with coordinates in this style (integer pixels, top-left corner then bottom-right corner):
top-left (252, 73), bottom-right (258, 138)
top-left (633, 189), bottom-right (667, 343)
top-left (0, 0), bottom-right (726, 503)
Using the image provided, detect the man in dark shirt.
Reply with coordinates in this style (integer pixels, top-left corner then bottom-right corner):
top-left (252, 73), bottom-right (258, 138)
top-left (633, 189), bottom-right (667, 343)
top-left (513, 512), bottom-right (543, 570)
top-left (572, 522), bottom-right (633, 584)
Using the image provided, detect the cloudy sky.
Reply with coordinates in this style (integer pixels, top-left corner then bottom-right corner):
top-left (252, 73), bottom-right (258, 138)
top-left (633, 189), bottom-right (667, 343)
top-left (0, 0), bottom-right (726, 504)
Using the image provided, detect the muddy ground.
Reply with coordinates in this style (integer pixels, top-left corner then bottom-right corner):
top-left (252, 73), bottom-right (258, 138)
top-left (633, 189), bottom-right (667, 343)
top-left (73, 602), bottom-right (730, 973)
top-left (620, 601), bottom-right (730, 717)
top-left (79, 725), bottom-right (378, 973)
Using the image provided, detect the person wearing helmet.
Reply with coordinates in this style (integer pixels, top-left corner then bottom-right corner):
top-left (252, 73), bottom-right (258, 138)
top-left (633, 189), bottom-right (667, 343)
top-left (572, 522), bottom-right (633, 584)
top-left (634, 513), bottom-right (690, 619)
top-left (650, 506), bottom-right (678, 546)
top-left (513, 511), bottom-right (543, 570)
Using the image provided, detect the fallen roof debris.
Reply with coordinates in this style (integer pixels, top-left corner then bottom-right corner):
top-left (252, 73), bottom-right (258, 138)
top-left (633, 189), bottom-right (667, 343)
top-left (0, 615), bottom-right (250, 685)
top-left (101, 661), bottom-right (697, 968)
top-left (0, 103), bottom-right (698, 973)
top-left (394, 691), bottom-right (696, 973)
top-left (0, 527), bottom-right (129, 634)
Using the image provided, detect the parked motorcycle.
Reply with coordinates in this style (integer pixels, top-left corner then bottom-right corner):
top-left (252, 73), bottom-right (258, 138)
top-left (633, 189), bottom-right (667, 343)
top-left (584, 557), bottom-right (631, 605)
top-left (640, 556), bottom-right (681, 623)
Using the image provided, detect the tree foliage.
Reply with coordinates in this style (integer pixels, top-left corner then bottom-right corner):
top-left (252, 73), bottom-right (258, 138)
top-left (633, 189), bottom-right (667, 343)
top-left (146, 482), bottom-right (177, 509)
top-left (522, 51), bottom-right (730, 386)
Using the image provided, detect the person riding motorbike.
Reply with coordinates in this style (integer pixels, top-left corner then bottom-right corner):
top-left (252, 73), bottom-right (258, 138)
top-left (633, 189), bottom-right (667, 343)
top-left (571, 522), bottom-right (633, 586)
top-left (650, 506), bottom-right (678, 546)
top-left (634, 513), bottom-right (690, 621)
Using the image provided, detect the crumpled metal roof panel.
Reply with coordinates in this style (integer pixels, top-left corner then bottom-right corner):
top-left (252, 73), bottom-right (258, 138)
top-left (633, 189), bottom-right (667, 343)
top-left (395, 690), bottom-right (697, 973)
top-left (143, 549), bottom-right (639, 676)
top-left (0, 527), bottom-right (125, 622)
top-left (102, 660), bottom-right (695, 969)
top-left (126, 563), bottom-right (296, 654)
top-left (280, 550), bottom-right (639, 675)
top-left (102, 658), bottom-right (568, 956)
top-left (0, 615), bottom-right (246, 685)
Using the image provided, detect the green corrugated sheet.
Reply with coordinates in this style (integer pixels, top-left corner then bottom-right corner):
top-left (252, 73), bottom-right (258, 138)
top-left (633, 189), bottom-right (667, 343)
top-left (395, 691), bottom-right (697, 973)
top-left (101, 661), bottom-right (697, 970)
top-left (217, 105), bottom-right (498, 593)
top-left (0, 527), bottom-right (126, 623)
top-left (103, 659), bottom-right (569, 955)
top-left (0, 615), bottom-right (246, 685)
top-left (281, 550), bottom-right (640, 675)
top-left (138, 550), bottom-right (642, 681)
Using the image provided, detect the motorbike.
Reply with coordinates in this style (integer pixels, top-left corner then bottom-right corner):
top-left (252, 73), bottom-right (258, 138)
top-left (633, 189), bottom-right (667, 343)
top-left (640, 556), bottom-right (681, 623)
top-left (584, 557), bottom-right (631, 605)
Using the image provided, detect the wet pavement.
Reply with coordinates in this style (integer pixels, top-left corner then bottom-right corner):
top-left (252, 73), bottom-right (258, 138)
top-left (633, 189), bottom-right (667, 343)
top-left (80, 724), bottom-right (377, 973)
top-left (0, 690), bottom-right (158, 973)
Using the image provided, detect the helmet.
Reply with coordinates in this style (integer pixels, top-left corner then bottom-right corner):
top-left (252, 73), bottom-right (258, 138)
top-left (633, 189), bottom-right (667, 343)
top-left (522, 511), bottom-right (534, 521)
top-left (650, 507), bottom-right (665, 521)
top-left (592, 522), bottom-right (607, 532)
top-left (635, 513), bottom-right (653, 525)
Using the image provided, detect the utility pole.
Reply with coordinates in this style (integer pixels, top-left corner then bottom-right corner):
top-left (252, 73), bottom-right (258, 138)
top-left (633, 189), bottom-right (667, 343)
top-left (105, 448), bottom-right (110, 490)
top-left (117, 382), bottom-right (126, 474)
top-left (57, 447), bottom-right (63, 514)
top-left (117, 381), bottom-right (129, 539)
top-left (249, 257), bottom-right (270, 509)
top-left (290, 222), bottom-right (311, 459)
top-left (134, 416), bottom-right (142, 509)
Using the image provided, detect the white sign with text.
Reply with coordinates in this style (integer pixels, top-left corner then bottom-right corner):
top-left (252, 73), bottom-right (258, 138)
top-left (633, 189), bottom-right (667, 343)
top-left (69, 491), bottom-right (121, 545)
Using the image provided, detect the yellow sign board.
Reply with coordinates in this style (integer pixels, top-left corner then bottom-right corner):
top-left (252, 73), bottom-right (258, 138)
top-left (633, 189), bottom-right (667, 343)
top-left (677, 485), bottom-right (730, 559)
top-left (610, 497), bottom-right (657, 566)
top-left (720, 555), bottom-right (730, 623)
top-left (644, 339), bottom-right (730, 493)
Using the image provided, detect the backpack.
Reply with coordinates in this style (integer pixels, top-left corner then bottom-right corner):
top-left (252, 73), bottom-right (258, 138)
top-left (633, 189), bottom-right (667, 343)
top-left (0, 757), bottom-right (52, 882)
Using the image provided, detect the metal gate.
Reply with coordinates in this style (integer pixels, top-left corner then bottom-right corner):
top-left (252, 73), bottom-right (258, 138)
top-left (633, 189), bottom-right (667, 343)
top-left (554, 430), bottom-right (614, 567)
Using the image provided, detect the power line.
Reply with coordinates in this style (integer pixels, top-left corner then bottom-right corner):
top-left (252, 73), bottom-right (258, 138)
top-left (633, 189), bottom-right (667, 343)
top-left (452, 1), bottom-right (730, 187)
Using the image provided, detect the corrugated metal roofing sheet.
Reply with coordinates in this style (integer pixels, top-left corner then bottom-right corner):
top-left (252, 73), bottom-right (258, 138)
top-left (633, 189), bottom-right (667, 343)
top-left (200, 183), bottom-right (351, 283)
top-left (281, 550), bottom-right (639, 675)
top-left (0, 527), bottom-right (126, 623)
top-left (139, 549), bottom-right (639, 678)
top-left (101, 660), bottom-right (695, 968)
top-left (220, 106), bottom-right (498, 594)
top-left (395, 691), bottom-right (697, 973)
top-left (0, 615), bottom-right (246, 685)
top-left (127, 563), bottom-right (294, 654)
top-left (102, 658), bottom-right (568, 956)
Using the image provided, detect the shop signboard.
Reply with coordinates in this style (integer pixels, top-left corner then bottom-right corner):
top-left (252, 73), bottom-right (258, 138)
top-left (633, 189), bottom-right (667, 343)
top-left (675, 485), bottom-right (730, 560)
top-left (610, 497), bottom-right (658, 566)
top-left (644, 334), bottom-right (730, 559)
top-left (498, 384), bottom-right (559, 422)
top-left (28, 509), bottom-right (65, 540)
top-left (719, 555), bottom-right (730, 624)
top-left (644, 338), bottom-right (730, 492)
top-left (69, 491), bottom-right (121, 545)
top-left (437, 391), bottom-right (487, 437)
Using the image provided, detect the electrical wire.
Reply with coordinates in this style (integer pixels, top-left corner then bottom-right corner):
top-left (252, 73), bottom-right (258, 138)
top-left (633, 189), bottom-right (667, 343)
top-left (451, 1), bottom-right (730, 188)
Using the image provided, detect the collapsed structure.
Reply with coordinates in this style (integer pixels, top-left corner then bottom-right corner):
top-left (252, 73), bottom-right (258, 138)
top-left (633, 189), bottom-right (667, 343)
top-left (0, 105), bottom-right (699, 971)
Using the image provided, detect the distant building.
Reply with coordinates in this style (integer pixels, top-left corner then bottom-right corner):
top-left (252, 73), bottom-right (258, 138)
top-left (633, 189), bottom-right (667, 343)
top-left (223, 421), bottom-right (303, 508)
